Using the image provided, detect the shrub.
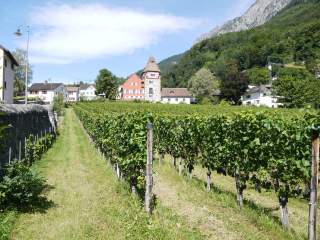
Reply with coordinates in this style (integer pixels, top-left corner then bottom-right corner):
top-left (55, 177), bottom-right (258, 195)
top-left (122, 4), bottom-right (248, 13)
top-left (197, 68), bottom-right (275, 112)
top-left (0, 162), bottom-right (47, 211)
top-left (53, 93), bottom-right (65, 116)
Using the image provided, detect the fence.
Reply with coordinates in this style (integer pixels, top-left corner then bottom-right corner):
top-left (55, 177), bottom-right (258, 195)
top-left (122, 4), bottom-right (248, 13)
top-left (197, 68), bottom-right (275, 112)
top-left (0, 104), bottom-right (57, 169)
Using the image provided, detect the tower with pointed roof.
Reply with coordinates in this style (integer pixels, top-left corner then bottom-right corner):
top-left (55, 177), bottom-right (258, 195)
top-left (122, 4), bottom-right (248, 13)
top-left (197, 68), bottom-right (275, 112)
top-left (141, 56), bottom-right (161, 102)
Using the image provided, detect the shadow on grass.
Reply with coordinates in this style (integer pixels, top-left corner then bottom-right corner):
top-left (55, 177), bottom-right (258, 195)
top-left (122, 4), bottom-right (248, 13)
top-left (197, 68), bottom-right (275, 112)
top-left (159, 161), bottom-right (304, 239)
top-left (5, 184), bottom-right (57, 214)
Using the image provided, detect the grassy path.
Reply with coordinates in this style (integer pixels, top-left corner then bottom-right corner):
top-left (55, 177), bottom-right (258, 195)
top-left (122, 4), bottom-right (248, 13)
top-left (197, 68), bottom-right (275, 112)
top-left (10, 109), bottom-right (202, 240)
top-left (155, 160), bottom-right (308, 240)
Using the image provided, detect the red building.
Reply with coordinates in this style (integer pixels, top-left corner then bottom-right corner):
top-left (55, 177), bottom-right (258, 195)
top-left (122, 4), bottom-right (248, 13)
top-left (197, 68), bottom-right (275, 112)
top-left (120, 74), bottom-right (145, 100)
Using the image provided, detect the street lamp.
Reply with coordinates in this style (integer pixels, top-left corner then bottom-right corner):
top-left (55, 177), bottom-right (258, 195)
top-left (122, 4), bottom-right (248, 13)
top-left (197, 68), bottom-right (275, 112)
top-left (14, 26), bottom-right (30, 105)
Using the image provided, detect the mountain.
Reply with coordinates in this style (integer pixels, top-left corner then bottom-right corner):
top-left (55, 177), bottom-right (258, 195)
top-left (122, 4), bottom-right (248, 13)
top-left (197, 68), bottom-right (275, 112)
top-left (162, 0), bottom-right (320, 91)
top-left (197, 0), bottom-right (293, 42)
top-left (158, 53), bottom-right (185, 75)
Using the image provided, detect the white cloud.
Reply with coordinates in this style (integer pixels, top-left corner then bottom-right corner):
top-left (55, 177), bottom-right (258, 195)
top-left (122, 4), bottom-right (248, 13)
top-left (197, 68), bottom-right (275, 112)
top-left (28, 3), bottom-right (199, 64)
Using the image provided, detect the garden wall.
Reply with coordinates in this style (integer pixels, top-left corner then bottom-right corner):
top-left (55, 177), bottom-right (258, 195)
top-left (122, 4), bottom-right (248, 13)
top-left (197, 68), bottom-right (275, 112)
top-left (0, 104), bottom-right (57, 166)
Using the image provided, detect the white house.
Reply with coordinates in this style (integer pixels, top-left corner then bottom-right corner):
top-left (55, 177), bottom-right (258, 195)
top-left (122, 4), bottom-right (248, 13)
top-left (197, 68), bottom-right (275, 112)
top-left (161, 88), bottom-right (192, 104)
top-left (241, 85), bottom-right (281, 108)
top-left (28, 82), bottom-right (66, 104)
top-left (66, 86), bottom-right (79, 102)
top-left (0, 45), bottom-right (18, 104)
top-left (79, 84), bottom-right (97, 101)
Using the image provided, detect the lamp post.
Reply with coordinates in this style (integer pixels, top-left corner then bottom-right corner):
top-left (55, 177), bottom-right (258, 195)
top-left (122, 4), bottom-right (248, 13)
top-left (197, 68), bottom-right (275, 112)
top-left (14, 26), bottom-right (30, 105)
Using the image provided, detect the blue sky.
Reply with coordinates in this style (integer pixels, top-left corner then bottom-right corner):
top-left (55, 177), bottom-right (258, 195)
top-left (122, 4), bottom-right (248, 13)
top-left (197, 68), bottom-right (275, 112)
top-left (0, 0), bottom-right (254, 84)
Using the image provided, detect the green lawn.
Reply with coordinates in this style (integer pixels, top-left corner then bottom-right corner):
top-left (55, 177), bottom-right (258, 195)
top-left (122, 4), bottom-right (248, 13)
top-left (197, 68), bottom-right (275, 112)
top-left (6, 109), bottom-right (202, 240)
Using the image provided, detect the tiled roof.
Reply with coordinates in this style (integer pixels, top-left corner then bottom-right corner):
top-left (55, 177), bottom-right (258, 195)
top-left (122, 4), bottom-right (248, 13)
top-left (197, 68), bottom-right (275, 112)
top-left (79, 84), bottom-right (96, 90)
top-left (142, 56), bottom-right (160, 73)
top-left (29, 83), bottom-right (63, 91)
top-left (0, 45), bottom-right (19, 66)
top-left (161, 88), bottom-right (192, 98)
top-left (66, 86), bottom-right (79, 92)
top-left (245, 85), bottom-right (272, 95)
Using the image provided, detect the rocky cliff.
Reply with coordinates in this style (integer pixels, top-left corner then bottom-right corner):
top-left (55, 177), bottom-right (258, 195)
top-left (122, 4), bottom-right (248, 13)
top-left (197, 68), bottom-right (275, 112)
top-left (197, 0), bottom-right (292, 42)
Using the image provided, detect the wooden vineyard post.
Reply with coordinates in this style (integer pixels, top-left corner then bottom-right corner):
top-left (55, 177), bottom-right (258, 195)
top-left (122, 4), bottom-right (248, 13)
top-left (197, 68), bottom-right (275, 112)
top-left (8, 147), bottom-right (12, 165)
top-left (18, 140), bottom-right (22, 161)
top-left (145, 122), bottom-right (153, 215)
top-left (308, 130), bottom-right (319, 240)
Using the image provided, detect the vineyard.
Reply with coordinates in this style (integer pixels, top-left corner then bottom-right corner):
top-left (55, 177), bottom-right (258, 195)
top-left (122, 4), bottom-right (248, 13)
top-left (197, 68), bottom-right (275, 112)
top-left (73, 101), bottom-right (320, 235)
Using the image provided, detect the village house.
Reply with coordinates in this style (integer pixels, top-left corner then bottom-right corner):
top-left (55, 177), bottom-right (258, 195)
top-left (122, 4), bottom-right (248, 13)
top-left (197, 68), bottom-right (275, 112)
top-left (119, 74), bottom-right (144, 100)
top-left (28, 82), bottom-right (66, 104)
top-left (161, 88), bottom-right (192, 104)
top-left (79, 84), bottom-right (97, 101)
top-left (241, 84), bottom-right (281, 108)
top-left (119, 57), bottom-right (194, 104)
top-left (66, 86), bottom-right (79, 102)
top-left (0, 45), bottom-right (19, 104)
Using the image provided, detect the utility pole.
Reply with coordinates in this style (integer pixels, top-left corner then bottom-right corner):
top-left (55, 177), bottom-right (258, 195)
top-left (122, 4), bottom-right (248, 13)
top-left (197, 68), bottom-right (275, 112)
top-left (14, 26), bottom-right (30, 105)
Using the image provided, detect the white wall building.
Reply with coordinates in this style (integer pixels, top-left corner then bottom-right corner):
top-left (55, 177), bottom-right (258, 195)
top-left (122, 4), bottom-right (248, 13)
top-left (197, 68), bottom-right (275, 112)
top-left (142, 57), bottom-right (161, 102)
top-left (161, 88), bottom-right (192, 104)
top-left (241, 85), bottom-right (281, 108)
top-left (28, 83), bottom-right (66, 104)
top-left (0, 46), bottom-right (18, 104)
top-left (66, 86), bottom-right (79, 102)
top-left (79, 84), bottom-right (97, 101)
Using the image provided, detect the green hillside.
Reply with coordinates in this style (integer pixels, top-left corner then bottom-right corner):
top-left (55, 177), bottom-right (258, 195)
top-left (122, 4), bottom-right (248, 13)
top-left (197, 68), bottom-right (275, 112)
top-left (162, 0), bottom-right (320, 100)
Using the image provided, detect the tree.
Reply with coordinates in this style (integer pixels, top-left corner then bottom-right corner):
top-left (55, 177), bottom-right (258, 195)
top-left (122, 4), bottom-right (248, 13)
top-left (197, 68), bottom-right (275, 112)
top-left (219, 60), bottom-right (248, 104)
top-left (188, 68), bottom-right (220, 103)
top-left (95, 69), bottom-right (117, 100)
top-left (12, 49), bottom-right (33, 96)
top-left (273, 68), bottom-right (320, 107)
top-left (246, 67), bottom-right (270, 85)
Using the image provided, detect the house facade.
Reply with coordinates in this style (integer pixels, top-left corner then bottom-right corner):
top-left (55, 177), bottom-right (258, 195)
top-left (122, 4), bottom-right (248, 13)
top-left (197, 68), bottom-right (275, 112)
top-left (0, 46), bottom-right (18, 104)
top-left (241, 85), bottom-right (281, 108)
top-left (142, 57), bottom-right (161, 102)
top-left (28, 82), bottom-right (66, 104)
top-left (79, 84), bottom-right (97, 101)
top-left (119, 74), bottom-right (144, 100)
top-left (119, 56), bottom-right (193, 104)
top-left (161, 88), bottom-right (192, 104)
top-left (66, 86), bottom-right (79, 102)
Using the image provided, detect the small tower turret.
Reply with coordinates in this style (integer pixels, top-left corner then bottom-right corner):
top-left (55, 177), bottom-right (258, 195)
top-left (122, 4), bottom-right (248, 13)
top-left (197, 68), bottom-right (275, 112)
top-left (142, 56), bottom-right (161, 102)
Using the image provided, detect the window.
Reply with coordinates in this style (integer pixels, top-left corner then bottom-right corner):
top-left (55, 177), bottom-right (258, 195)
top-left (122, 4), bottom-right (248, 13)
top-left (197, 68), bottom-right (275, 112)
top-left (149, 80), bottom-right (153, 84)
top-left (175, 98), bottom-right (179, 102)
top-left (4, 81), bottom-right (6, 89)
top-left (129, 90), bottom-right (133, 94)
top-left (246, 95), bottom-right (251, 99)
top-left (42, 90), bottom-right (47, 94)
top-left (11, 63), bottom-right (14, 70)
top-left (168, 98), bottom-right (171, 102)
top-left (183, 98), bottom-right (185, 102)
top-left (149, 88), bottom-right (153, 95)
top-left (150, 73), bottom-right (156, 77)
top-left (4, 59), bottom-right (7, 67)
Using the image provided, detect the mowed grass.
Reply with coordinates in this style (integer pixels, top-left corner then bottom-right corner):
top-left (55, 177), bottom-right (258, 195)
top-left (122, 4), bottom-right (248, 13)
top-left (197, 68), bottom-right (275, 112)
top-left (9, 109), bottom-right (203, 240)
top-left (155, 158), bottom-right (310, 240)
top-left (192, 165), bottom-right (320, 238)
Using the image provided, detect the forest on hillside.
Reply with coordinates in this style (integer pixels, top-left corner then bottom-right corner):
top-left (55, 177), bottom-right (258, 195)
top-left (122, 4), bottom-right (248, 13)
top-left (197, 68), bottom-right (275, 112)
top-left (161, 0), bottom-right (320, 106)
